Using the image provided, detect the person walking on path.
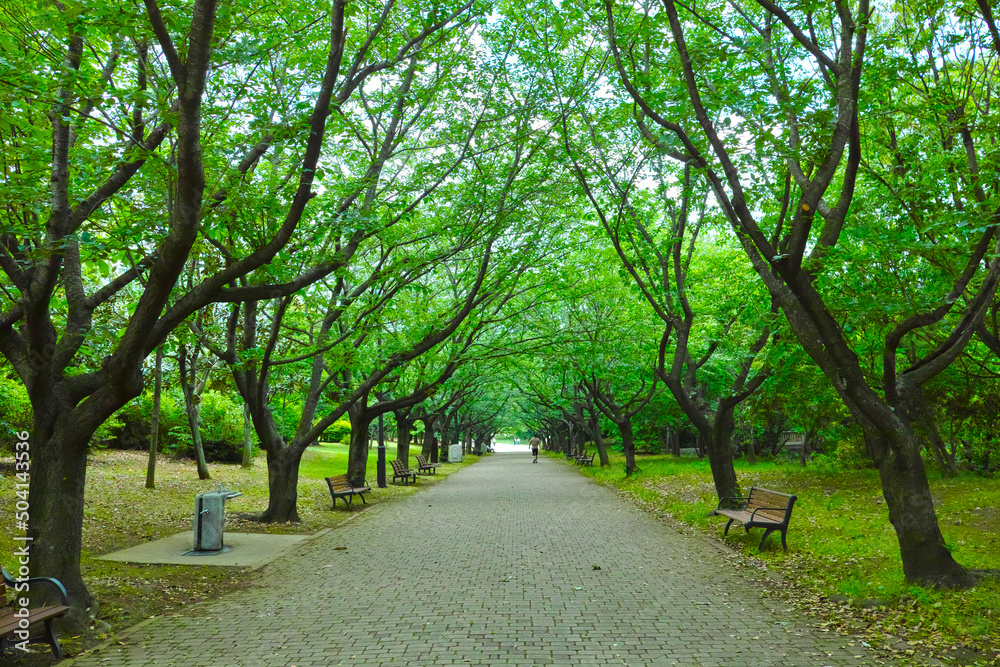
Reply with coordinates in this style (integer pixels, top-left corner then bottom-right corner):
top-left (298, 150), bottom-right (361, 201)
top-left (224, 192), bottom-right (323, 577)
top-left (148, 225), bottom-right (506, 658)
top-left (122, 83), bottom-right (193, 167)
top-left (529, 435), bottom-right (541, 463)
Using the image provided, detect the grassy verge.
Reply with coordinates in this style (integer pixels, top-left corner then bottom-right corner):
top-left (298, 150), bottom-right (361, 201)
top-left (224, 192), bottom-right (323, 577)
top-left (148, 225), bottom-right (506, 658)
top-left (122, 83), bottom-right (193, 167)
top-left (0, 445), bottom-right (474, 664)
top-left (562, 449), bottom-right (1000, 667)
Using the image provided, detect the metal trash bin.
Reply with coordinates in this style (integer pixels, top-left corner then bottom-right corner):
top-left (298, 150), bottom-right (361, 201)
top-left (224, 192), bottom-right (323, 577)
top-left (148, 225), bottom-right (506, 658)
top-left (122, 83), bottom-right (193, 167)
top-left (193, 486), bottom-right (242, 552)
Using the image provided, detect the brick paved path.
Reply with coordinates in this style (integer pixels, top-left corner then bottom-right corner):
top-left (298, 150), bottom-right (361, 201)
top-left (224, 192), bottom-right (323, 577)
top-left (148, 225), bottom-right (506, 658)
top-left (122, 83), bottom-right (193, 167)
top-left (71, 453), bottom-right (881, 666)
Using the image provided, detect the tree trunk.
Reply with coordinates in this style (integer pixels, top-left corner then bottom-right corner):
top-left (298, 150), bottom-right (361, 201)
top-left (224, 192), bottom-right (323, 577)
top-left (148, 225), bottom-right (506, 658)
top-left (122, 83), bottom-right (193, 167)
top-left (347, 403), bottom-right (371, 485)
top-left (424, 416), bottom-right (438, 463)
top-left (616, 417), bottom-right (637, 476)
top-left (28, 428), bottom-right (93, 629)
top-left (875, 428), bottom-right (973, 587)
top-left (235, 368), bottom-right (305, 524)
top-left (257, 443), bottom-right (303, 523)
top-left (585, 407), bottom-right (610, 466)
top-left (179, 346), bottom-right (211, 480)
top-left (702, 407), bottom-right (740, 499)
top-left (695, 428), bottom-right (739, 499)
top-left (146, 344), bottom-right (163, 489)
top-left (184, 396), bottom-right (211, 480)
top-left (799, 429), bottom-right (814, 467)
top-left (27, 381), bottom-right (138, 629)
top-left (242, 402), bottom-right (254, 468)
top-left (395, 412), bottom-right (413, 462)
top-left (594, 425), bottom-right (609, 466)
top-left (441, 414), bottom-right (452, 458)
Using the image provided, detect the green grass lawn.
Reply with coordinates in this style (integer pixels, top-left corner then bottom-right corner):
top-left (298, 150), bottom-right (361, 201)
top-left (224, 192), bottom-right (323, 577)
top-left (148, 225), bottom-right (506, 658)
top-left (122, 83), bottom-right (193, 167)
top-left (567, 448), bottom-right (1000, 666)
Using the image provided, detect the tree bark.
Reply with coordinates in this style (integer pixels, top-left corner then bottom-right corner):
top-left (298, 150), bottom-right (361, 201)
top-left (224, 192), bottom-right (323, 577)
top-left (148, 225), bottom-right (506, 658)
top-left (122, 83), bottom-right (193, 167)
top-left (423, 415), bottom-right (438, 463)
top-left (146, 344), bottom-right (163, 489)
top-left (347, 401), bottom-right (371, 485)
top-left (179, 344), bottom-right (210, 480)
top-left (27, 378), bottom-right (139, 628)
top-left (242, 402), bottom-right (254, 468)
top-left (617, 417), bottom-right (637, 476)
top-left (395, 409), bottom-right (413, 462)
top-left (700, 420), bottom-right (739, 500)
top-left (258, 443), bottom-right (303, 523)
top-left (875, 427), bottom-right (970, 586)
top-left (29, 426), bottom-right (94, 628)
top-left (583, 400), bottom-right (610, 466)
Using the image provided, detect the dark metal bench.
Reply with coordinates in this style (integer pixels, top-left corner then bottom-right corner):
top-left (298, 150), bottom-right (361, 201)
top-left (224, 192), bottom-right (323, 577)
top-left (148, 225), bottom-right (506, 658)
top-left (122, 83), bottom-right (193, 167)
top-left (1, 567), bottom-right (70, 659)
top-left (391, 459), bottom-right (417, 485)
top-left (325, 475), bottom-right (371, 509)
top-left (415, 454), bottom-right (436, 475)
top-left (712, 486), bottom-right (797, 551)
top-left (575, 453), bottom-right (595, 466)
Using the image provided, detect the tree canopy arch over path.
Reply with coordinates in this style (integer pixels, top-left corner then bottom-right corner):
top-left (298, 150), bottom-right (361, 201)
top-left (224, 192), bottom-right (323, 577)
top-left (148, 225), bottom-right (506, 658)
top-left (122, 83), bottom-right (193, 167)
top-left (2, 0), bottom-right (999, 627)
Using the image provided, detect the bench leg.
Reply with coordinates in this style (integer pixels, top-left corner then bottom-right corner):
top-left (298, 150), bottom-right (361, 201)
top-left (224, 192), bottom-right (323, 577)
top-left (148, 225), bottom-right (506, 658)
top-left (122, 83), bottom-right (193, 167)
top-left (43, 618), bottom-right (63, 660)
top-left (723, 518), bottom-right (735, 536)
top-left (758, 528), bottom-right (777, 551)
top-left (358, 493), bottom-right (367, 505)
top-left (780, 528), bottom-right (788, 552)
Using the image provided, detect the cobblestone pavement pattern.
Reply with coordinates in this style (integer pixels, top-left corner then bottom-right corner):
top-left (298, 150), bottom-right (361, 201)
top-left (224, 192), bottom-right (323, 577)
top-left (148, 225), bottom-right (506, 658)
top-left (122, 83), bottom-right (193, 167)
top-left (70, 453), bottom-right (882, 666)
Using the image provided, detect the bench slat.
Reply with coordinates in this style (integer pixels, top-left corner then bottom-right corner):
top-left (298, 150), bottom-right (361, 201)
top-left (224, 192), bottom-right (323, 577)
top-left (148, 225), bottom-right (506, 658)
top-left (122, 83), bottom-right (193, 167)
top-left (0, 605), bottom-right (70, 634)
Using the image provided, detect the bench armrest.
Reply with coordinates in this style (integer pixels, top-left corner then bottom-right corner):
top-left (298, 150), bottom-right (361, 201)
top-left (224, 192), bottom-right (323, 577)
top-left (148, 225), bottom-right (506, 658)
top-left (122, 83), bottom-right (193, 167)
top-left (2, 567), bottom-right (69, 606)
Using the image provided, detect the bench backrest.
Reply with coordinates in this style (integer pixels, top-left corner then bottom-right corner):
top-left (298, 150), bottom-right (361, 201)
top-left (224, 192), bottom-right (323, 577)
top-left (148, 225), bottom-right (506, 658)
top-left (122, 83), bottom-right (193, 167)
top-left (391, 459), bottom-right (409, 473)
top-left (416, 454), bottom-right (428, 465)
top-left (747, 487), bottom-right (796, 523)
top-left (326, 475), bottom-right (351, 492)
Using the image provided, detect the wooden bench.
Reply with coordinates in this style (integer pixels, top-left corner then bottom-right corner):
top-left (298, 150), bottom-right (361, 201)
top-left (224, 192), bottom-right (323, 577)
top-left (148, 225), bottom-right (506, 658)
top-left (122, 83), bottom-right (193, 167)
top-left (391, 459), bottom-right (417, 485)
top-left (415, 454), bottom-right (436, 475)
top-left (1, 567), bottom-right (70, 659)
top-left (575, 453), bottom-right (595, 466)
top-left (712, 486), bottom-right (797, 552)
top-left (325, 475), bottom-right (371, 509)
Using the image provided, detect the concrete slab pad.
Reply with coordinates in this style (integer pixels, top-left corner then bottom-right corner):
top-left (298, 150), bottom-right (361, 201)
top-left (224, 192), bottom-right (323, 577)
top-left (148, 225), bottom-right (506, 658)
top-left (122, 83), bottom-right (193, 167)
top-left (96, 531), bottom-right (322, 568)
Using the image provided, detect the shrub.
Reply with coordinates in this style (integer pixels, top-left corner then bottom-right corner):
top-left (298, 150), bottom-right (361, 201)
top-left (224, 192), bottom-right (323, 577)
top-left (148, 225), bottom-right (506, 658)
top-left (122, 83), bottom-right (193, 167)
top-left (108, 393), bottom-right (185, 452)
top-left (107, 390), bottom-right (255, 463)
top-left (172, 390), bottom-right (252, 463)
top-left (322, 419), bottom-right (351, 443)
top-left (830, 432), bottom-right (877, 469)
top-left (199, 391), bottom-right (245, 445)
